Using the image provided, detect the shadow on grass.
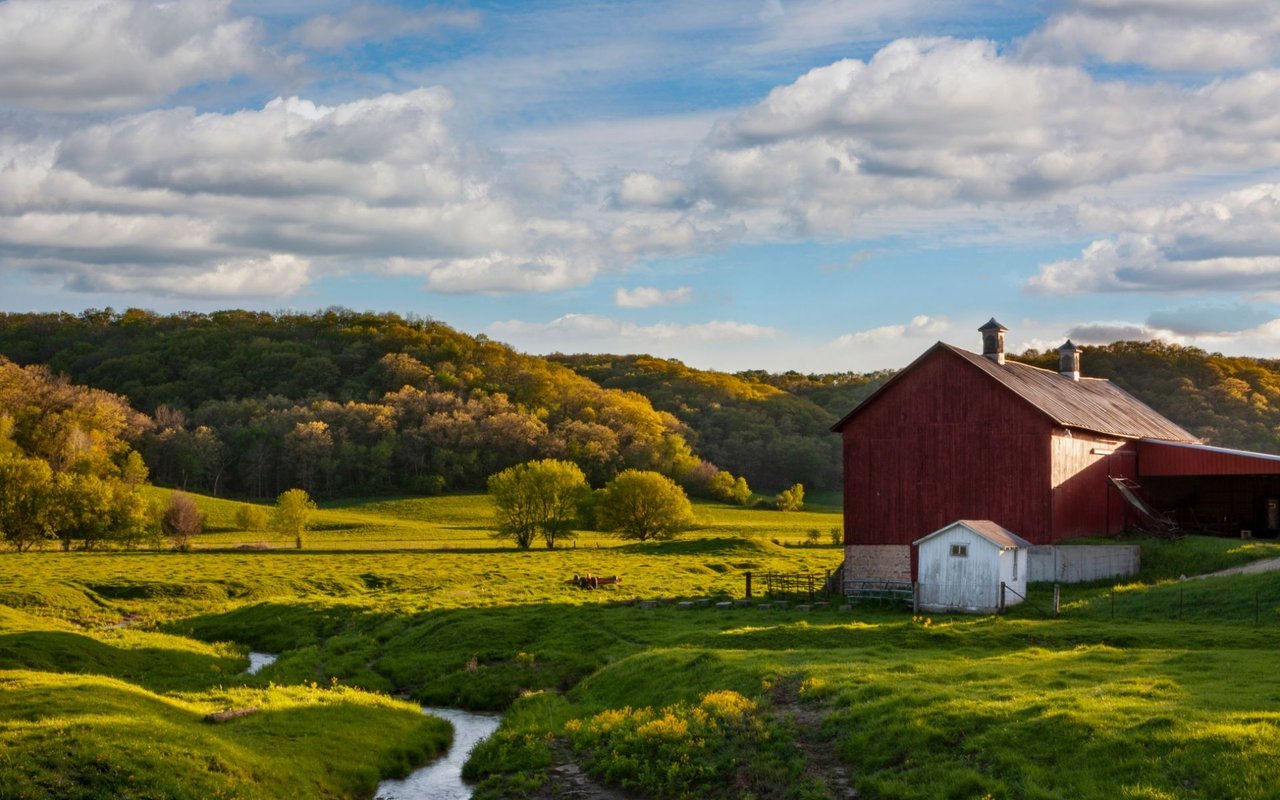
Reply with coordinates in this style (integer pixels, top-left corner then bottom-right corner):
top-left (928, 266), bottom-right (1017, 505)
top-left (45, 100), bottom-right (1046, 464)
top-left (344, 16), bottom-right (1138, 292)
top-left (0, 630), bottom-right (244, 692)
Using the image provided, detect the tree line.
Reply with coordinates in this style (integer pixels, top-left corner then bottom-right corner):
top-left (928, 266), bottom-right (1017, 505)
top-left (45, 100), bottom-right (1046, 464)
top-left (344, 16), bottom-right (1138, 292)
top-left (0, 309), bottom-right (759, 501)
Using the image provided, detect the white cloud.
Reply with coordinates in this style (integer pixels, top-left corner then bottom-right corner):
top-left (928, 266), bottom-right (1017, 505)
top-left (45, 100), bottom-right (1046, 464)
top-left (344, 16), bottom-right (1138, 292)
top-left (294, 3), bottom-right (480, 50)
top-left (1027, 184), bottom-right (1280, 295)
top-left (614, 286), bottom-right (694, 308)
top-left (1021, 0), bottom-right (1280, 72)
top-left (489, 314), bottom-right (782, 344)
top-left (0, 87), bottom-right (639, 299)
top-left (0, 0), bottom-right (271, 112)
top-left (66, 254), bottom-right (311, 298)
top-left (620, 37), bottom-right (1280, 239)
top-left (831, 314), bottom-right (949, 348)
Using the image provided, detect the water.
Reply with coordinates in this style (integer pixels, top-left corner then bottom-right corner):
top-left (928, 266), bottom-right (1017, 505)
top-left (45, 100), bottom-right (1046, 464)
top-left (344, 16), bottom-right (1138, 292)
top-left (374, 707), bottom-right (503, 800)
top-left (244, 651), bottom-right (277, 675)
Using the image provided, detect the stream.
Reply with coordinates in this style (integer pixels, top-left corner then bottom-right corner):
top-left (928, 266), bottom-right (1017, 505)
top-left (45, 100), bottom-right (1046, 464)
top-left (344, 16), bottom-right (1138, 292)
top-left (241, 653), bottom-right (500, 798)
top-left (374, 707), bottom-right (503, 800)
top-left (244, 651), bottom-right (277, 675)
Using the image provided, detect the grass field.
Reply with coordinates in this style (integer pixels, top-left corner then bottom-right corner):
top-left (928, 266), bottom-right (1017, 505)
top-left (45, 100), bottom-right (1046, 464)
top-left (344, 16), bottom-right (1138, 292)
top-left (3, 491), bottom-right (1280, 799)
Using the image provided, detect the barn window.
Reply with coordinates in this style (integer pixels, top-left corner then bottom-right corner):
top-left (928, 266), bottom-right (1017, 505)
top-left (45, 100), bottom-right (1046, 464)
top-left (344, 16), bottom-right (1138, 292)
top-left (1013, 549), bottom-right (1019, 580)
top-left (950, 543), bottom-right (968, 558)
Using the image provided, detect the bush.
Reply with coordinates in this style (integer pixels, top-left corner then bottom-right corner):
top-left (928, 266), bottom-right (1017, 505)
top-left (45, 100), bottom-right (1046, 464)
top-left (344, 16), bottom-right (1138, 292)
top-left (708, 470), bottom-right (752, 505)
top-left (161, 492), bottom-right (204, 551)
top-left (775, 483), bottom-right (804, 512)
top-left (236, 505), bottom-right (269, 532)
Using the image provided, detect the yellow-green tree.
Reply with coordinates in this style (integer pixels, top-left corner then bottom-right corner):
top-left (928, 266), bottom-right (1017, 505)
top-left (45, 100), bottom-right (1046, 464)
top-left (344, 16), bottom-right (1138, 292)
top-left (273, 488), bottom-right (316, 550)
top-left (487, 459), bottom-right (588, 549)
top-left (597, 469), bottom-right (694, 541)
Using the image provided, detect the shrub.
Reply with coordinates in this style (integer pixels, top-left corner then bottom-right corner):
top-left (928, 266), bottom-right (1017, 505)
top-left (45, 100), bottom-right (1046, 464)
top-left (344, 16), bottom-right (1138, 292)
top-left (775, 483), bottom-right (805, 512)
top-left (236, 505), bottom-right (269, 532)
top-left (708, 470), bottom-right (752, 505)
top-left (161, 492), bottom-right (204, 551)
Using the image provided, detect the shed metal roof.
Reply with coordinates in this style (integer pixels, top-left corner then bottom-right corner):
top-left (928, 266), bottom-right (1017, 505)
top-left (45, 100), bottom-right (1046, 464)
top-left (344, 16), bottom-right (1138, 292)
top-left (913, 519), bottom-right (1032, 549)
top-left (832, 342), bottom-right (1199, 443)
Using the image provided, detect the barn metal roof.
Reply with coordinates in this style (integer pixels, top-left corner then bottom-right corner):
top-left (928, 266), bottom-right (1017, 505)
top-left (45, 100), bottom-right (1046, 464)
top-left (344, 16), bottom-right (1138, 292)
top-left (831, 342), bottom-right (1199, 442)
top-left (1138, 438), bottom-right (1280, 477)
top-left (913, 519), bottom-right (1032, 549)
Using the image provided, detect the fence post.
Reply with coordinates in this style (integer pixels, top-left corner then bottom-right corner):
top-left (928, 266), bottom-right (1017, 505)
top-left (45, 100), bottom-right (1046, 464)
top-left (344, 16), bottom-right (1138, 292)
top-left (808, 575), bottom-right (814, 603)
top-left (745, 571), bottom-right (752, 599)
top-left (913, 581), bottom-right (919, 614)
top-left (1053, 583), bottom-right (1060, 618)
top-left (1110, 590), bottom-right (1115, 620)
top-left (1000, 581), bottom-right (1006, 613)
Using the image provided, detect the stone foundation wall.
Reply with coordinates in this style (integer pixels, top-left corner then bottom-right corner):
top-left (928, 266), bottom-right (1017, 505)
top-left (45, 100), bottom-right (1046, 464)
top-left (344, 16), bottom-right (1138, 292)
top-left (843, 544), bottom-right (912, 582)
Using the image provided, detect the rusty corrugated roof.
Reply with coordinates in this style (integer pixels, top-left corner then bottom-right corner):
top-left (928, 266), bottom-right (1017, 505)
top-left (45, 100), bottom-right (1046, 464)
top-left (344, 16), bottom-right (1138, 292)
top-left (942, 344), bottom-right (1198, 442)
top-left (913, 519), bottom-right (1032, 549)
top-left (831, 341), bottom-right (1199, 442)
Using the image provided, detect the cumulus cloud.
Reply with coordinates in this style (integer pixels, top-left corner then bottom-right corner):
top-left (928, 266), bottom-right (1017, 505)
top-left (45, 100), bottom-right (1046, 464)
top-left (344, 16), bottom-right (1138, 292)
top-left (614, 286), bottom-right (693, 308)
top-left (1021, 0), bottom-right (1280, 71)
top-left (0, 87), bottom-right (641, 299)
top-left (294, 3), bottom-right (480, 50)
top-left (1058, 317), bottom-right (1280, 358)
top-left (1027, 184), bottom-right (1280, 295)
top-left (831, 315), bottom-right (949, 347)
top-left (0, 0), bottom-right (271, 113)
top-left (610, 36), bottom-right (1280, 239)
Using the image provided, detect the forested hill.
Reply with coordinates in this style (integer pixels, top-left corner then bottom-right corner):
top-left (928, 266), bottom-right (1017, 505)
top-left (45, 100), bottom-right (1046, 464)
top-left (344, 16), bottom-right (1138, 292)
top-left (3, 310), bottom-right (1279, 500)
top-left (1019, 341), bottom-right (1280, 454)
top-left (549, 355), bottom-right (886, 491)
top-left (0, 309), bottom-right (712, 499)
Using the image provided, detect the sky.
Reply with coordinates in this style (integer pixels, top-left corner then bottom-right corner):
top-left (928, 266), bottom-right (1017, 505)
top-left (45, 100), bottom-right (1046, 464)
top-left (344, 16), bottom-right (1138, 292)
top-left (3, 1), bottom-right (1280, 373)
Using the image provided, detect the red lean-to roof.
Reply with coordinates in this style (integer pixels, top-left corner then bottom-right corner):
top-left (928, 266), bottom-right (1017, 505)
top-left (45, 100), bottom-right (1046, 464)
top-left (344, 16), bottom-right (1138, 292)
top-left (1138, 439), bottom-right (1280, 477)
top-left (832, 342), bottom-right (1199, 443)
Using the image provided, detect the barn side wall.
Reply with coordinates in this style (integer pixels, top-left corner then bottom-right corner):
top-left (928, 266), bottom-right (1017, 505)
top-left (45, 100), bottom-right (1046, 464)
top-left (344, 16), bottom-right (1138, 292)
top-left (1026, 545), bottom-right (1140, 583)
top-left (841, 348), bottom-right (1053, 550)
top-left (1050, 431), bottom-right (1137, 540)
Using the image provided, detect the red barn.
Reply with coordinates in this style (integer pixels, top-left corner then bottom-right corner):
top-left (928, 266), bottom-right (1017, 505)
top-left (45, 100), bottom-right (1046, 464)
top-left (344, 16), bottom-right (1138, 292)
top-left (831, 319), bottom-right (1250, 583)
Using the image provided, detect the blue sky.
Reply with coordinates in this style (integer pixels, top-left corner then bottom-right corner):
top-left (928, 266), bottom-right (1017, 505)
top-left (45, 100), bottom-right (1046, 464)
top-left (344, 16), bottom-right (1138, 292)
top-left (3, 1), bottom-right (1280, 372)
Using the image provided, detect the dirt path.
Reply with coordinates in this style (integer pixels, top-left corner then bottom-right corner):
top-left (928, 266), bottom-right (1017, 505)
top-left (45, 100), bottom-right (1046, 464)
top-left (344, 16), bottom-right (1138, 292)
top-left (1193, 556), bottom-right (1280, 579)
top-left (770, 680), bottom-right (859, 799)
top-left (531, 744), bottom-right (639, 800)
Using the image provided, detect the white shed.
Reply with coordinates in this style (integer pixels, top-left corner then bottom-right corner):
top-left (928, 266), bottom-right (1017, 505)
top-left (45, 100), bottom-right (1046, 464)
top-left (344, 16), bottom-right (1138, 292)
top-left (912, 520), bottom-right (1031, 613)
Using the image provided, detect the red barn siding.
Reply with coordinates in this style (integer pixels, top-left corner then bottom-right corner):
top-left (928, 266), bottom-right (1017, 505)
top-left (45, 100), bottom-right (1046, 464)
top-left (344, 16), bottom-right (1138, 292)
top-left (1138, 440), bottom-right (1280, 477)
top-left (1050, 432), bottom-right (1135, 539)
top-left (842, 348), bottom-right (1054, 547)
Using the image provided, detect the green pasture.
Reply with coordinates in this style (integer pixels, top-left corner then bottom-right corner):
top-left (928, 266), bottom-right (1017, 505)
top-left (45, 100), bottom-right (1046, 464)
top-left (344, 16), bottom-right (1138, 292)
top-left (4, 492), bottom-right (1280, 799)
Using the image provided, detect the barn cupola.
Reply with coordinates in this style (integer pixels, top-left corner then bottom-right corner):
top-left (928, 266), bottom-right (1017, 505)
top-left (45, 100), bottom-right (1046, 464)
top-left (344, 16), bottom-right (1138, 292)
top-left (978, 318), bottom-right (1008, 365)
top-left (1058, 340), bottom-right (1080, 381)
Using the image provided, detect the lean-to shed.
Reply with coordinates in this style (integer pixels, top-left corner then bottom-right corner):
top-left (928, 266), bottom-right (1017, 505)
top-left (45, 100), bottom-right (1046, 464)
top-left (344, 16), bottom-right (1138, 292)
top-left (913, 520), bottom-right (1031, 613)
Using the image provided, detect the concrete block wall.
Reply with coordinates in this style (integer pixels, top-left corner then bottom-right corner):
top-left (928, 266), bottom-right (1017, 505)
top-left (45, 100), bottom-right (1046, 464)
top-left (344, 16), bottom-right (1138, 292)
top-left (1027, 545), bottom-right (1140, 583)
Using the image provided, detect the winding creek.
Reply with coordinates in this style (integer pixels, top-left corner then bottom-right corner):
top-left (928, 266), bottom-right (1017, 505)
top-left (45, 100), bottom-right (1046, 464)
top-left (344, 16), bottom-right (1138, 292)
top-left (242, 653), bottom-right (500, 798)
top-left (375, 707), bottom-right (503, 800)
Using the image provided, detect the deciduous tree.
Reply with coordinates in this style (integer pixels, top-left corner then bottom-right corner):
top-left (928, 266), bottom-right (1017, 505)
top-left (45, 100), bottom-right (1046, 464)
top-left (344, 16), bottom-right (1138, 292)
top-left (273, 488), bottom-right (316, 550)
top-left (597, 469), bottom-right (694, 542)
top-left (487, 459), bottom-right (588, 549)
